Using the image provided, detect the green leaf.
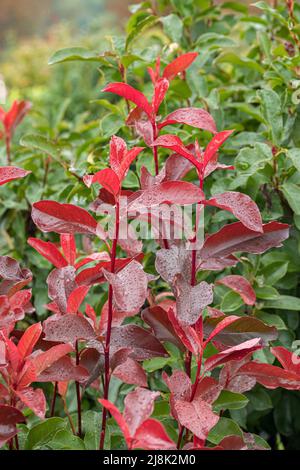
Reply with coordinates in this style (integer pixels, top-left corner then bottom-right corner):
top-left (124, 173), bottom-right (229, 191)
top-left (126, 14), bottom-right (158, 50)
top-left (208, 417), bottom-right (243, 445)
top-left (255, 311), bottom-right (286, 330)
top-left (25, 418), bottom-right (67, 450)
top-left (213, 390), bottom-right (249, 412)
top-left (261, 261), bottom-right (289, 285)
top-left (258, 89), bottom-right (283, 145)
top-left (287, 149), bottom-right (300, 173)
top-left (83, 411), bottom-right (102, 450)
top-left (247, 387), bottom-right (273, 411)
top-left (48, 429), bottom-right (85, 450)
top-left (281, 182), bottom-right (300, 215)
top-left (255, 285), bottom-right (280, 300)
top-left (196, 33), bottom-right (237, 49)
top-left (264, 295), bottom-right (300, 311)
top-left (162, 14), bottom-right (183, 43)
top-left (20, 134), bottom-right (60, 161)
top-left (221, 2), bottom-right (248, 13)
top-left (48, 47), bottom-right (109, 65)
top-left (143, 357), bottom-right (172, 373)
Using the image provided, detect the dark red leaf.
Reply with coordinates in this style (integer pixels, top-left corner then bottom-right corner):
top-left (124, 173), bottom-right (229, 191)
top-left (103, 260), bottom-right (151, 313)
top-left (0, 405), bottom-right (24, 443)
top-left (110, 324), bottom-right (168, 360)
top-left (47, 266), bottom-right (77, 314)
top-left (200, 221), bottom-right (289, 260)
top-left (32, 200), bottom-right (100, 236)
top-left (113, 357), bottom-right (147, 387)
top-left (123, 387), bottom-right (160, 437)
top-left (43, 314), bottom-right (96, 344)
top-left (204, 313), bottom-right (277, 346)
top-left (204, 338), bottom-right (262, 372)
top-left (238, 361), bottom-right (300, 390)
top-left (167, 307), bottom-right (200, 355)
top-left (152, 135), bottom-right (201, 171)
top-left (142, 306), bottom-right (183, 350)
top-left (14, 387), bottom-right (46, 419)
top-left (205, 192), bottom-right (263, 233)
top-left (128, 180), bottom-right (204, 211)
top-left (216, 275), bottom-right (256, 306)
top-left (175, 398), bottom-right (219, 441)
top-left (271, 346), bottom-right (300, 374)
top-left (174, 276), bottom-right (214, 325)
top-left (38, 356), bottom-right (89, 383)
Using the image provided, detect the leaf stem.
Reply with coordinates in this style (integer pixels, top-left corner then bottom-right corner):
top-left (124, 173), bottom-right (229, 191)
top-left (99, 200), bottom-right (120, 450)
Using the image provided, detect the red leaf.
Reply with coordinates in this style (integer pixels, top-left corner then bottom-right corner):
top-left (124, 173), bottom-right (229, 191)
top-left (1, 100), bottom-right (31, 134)
top-left (152, 78), bottom-right (169, 113)
top-left (83, 168), bottom-right (120, 197)
top-left (28, 237), bottom-right (67, 268)
top-left (204, 313), bottom-right (277, 346)
top-left (15, 387), bottom-right (46, 419)
top-left (31, 343), bottom-right (74, 375)
top-left (163, 369), bottom-right (191, 420)
top-left (43, 314), bottom-right (96, 344)
top-left (162, 52), bottom-right (198, 80)
top-left (0, 166), bottom-right (31, 186)
top-left (17, 322), bottom-right (42, 359)
top-left (103, 260), bottom-right (150, 313)
top-left (110, 324), bottom-right (167, 360)
top-left (155, 245), bottom-right (191, 284)
top-left (271, 346), bottom-right (300, 375)
top-left (98, 398), bottom-right (131, 445)
top-left (175, 398), bottom-right (219, 441)
top-left (133, 418), bottom-right (175, 450)
top-left (194, 376), bottom-right (222, 404)
top-left (128, 180), bottom-right (204, 211)
top-left (164, 152), bottom-right (194, 181)
top-left (60, 234), bottom-right (76, 266)
top-left (205, 192), bottom-right (263, 233)
top-left (123, 387), bottom-right (160, 437)
top-left (103, 82), bottom-right (153, 118)
top-left (238, 361), bottom-right (300, 390)
top-left (142, 306), bottom-right (183, 350)
top-left (204, 315), bottom-right (240, 346)
top-left (66, 285), bottom-right (90, 314)
top-left (32, 200), bottom-right (100, 236)
top-left (216, 275), bottom-right (256, 306)
top-left (174, 276), bottom-right (214, 325)
top-left (0, 405), bottom-right (24, 442)
top-left (200, 221), bottom-right (289, 260)
top-left (113, 357), bottom-right (147, 387)
top-left (159, 107), bottom-right (216, 134)
top-left (204, 338), bottom-right (262, 372)
top-left (167, 307), bottom-right (200, 355)
top-left (116, 147), bottom-right (145, 182)
top-left (38, 356), bottom-right (89, 383)
top-left (203, 130), bottom-right (234, 168)
top-left (152, 135), bottom-right (201, 171)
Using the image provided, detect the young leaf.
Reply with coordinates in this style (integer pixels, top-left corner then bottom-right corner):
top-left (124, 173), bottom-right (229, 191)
top-left (159, 107), bottom-right (217, 134)
top-left (216, 275), bottom-right (256, 305)
top-left (28, 237), bottom-right (68, 268)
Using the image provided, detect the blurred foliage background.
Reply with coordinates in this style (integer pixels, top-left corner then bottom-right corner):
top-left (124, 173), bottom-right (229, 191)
top-left (1, 0), bottom-right (300, 449)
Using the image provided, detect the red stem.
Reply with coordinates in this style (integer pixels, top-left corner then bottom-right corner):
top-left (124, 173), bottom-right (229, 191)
top-left (99, 201), bottom-right (120, 450)
top-left (75, 340), bottom-right (82, 437)
top-left (152, 122), bottom-right (159, 175)
top-left (50, 381), bottom-right (58, 417)
top-left (5, 135), bottom-right (11, 165)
